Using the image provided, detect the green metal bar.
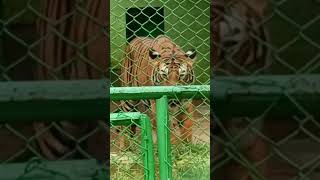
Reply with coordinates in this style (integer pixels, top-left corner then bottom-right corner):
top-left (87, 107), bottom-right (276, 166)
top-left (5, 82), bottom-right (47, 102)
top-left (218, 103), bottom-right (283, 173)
top-left (0, 79), bottom-right (107, 121)
top-left (0, 159), bottom-right (106, 180)
top-left (0, 80), bottom-right (107, 101)
top-left (140, 114), bottom-right (156, 180)
top-left (156, 95), bottom-right (172, 180)
top-left (110, 112), bottom-right (142, 120)
top-left (0, 74), bottom-right (319, 121)
top-left (214, 75), bottom-right (320, 118)
top-left (110, 112), bottom-right (155, 180)
top-left (110, 112), bottom-right (142, 126)
top-left (110, 85), bottom-right (209, 101)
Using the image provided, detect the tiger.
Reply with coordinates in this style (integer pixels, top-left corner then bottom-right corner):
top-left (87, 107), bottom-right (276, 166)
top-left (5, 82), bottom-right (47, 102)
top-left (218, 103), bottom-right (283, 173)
top-left (32, 0), bottom-right (108, 161)
top-left (212, 0), bottom-right (271, 179)
top-left (213, 0), bottom-right (270, 75)
top-left (119, 35), bottom-right (197, 144)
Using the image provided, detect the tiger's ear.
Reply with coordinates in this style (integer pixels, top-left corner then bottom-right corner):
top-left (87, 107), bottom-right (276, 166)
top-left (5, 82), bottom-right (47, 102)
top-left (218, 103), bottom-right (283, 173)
top-left (149, 48), bottom-right (161, 59)
top-left (185, 49), bottom-right (197, 60)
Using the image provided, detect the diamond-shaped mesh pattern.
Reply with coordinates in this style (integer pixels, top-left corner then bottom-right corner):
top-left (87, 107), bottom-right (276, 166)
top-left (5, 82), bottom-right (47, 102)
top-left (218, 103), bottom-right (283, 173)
top-left (110, 119), bottom-right (145, 179)
top-left (212, 0), bottom-right (320, 179)
top-left (110, 0), bottom-right (210, 179)
top-left (0, 0), bottom-right (108, 178)
top-left (2, 0), bottom-right (318, 179)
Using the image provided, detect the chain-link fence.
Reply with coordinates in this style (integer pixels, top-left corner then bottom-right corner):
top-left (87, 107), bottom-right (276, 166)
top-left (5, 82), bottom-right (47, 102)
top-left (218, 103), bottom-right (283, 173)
top-left (0, 1), bottom-right (108, 179)
top-left (212, 0), bottom-right (320, 179)
top-left (110, 0), bottom-right (210, 179)
top-left (3, 0), bottom-right (319, 179)
top-left (110, 112), bottom-right (155, 180)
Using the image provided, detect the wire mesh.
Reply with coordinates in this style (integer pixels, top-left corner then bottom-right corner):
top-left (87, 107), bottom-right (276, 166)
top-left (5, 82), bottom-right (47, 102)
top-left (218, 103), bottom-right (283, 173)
top-left (212, 0), bottom-right (320, 180)
top-left (110, 112), bottom-right (155, 180)
top-left (0, 0), bottom-right (108, 179)
top-left (110, 0), bottom-right (210, 179)
top-left (1, 0), bottom-right (319, 179)
top-left (110, 125), bottom-right (147, 179)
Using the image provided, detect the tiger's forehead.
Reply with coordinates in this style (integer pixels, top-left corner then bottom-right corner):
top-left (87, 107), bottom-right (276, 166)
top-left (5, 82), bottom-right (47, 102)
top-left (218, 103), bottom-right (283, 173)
top-left (161, 50), bottom-right (185, 59)
top-left (152, 37), bottom-right (183, 51)
top-left (152, 44), bottom-right (185, 59)
top-left (150, 36), bottom-right (190, 62)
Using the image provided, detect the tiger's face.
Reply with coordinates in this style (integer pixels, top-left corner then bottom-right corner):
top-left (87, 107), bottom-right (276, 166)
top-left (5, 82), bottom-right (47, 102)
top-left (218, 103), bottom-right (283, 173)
top-left (214, 0), bottom-right (269, 74)
top-left (149, 47), bottom-right (196, 86)
top-left (149, 47), bottom-right (196, 110)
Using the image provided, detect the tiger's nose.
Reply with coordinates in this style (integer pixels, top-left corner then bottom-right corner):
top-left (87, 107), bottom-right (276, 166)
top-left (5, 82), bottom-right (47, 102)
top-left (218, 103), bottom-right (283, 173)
top-left (169, 99), bottom-right (180, 108)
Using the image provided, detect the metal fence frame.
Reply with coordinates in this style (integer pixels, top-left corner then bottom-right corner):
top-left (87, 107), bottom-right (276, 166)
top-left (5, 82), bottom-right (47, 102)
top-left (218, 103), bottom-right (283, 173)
top-left (109, 0), bottom-right (210, 179)
top-left (110, 112), bottom-right (155, 180)
top-left (0, 80), bottom-right (209, 179)
top-left (213, 74), bottom-right (320, 118)
top-left (0, 79), bottom-right (107, 179)
top-left (1, 74), bottom-right (318, 179)
top-left (110, 85), bottom-right (210, 180)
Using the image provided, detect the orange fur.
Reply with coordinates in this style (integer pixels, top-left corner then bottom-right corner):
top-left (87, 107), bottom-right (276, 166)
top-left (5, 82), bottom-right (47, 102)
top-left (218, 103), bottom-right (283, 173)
top-left (121, 35), bottom-right (196, 143)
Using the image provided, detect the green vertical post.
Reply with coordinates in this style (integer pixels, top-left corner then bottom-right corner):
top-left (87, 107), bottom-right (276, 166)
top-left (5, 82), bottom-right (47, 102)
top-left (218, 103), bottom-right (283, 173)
top-left (156, 95), bottom-right (172, 180)
top-left (110, 112), bottom-right (156, 180)
top-left (140, 114), bottom-right (156, 180)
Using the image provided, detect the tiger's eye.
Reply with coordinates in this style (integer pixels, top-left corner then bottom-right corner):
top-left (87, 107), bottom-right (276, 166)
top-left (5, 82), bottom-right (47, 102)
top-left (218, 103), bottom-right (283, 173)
top-left (179, 69), bottom-right (186, 74)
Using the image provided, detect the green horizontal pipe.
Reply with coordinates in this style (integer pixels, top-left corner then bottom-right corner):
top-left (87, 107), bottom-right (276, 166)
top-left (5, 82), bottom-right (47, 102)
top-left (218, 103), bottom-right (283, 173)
top-left (110, 85), bottom-right (210, 100)
top-left (214, 74), bottom-right (320, 118)
top-left (0, 74), bottom-right (319, 120)
top-left (110, 112), bottom-right (142, 126)
top-left (0, 79), bottom-right (108, 122)
top-left (0, 79), bottom-right (107, 101)
top-left (110, 112), bottom-right (143, 120)
top-left (0, 159), bottom-right (106, 180)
